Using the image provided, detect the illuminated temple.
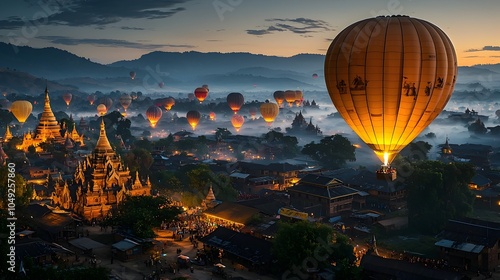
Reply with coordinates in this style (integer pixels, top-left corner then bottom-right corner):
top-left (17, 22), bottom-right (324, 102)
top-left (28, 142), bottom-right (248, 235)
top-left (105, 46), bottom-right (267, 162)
top-left (51, 119), bottom-right (151, 221)
top-left (14, 86), bottom-right (84, 152)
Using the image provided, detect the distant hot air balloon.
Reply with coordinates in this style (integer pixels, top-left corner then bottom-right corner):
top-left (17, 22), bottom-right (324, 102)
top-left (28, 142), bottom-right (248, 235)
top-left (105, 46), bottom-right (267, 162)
top-left (227, 92), bottom-right (244, 114)
top-left (312, 73), bottom-right (318, 79)
top-left (284, 90), bottom-right (297, 107)
top-left (294, 90), bottom-right (303, 107)
top-left (231, 114), bottom-right (245, 132)
top-left (119, 93), bottom-right (132, 113)
top-left (188, 93), bottom-right (195, 101)
top-left (62, 93), bottom-right (72, 106)
top-left (194, 87), bottom-right (209, 103)
top-left (209, 112), bottom-right (216, 121)
top-left (325, 15), bottom-right (457, 170)
top-left (146, 106), bottom-right (162, 128)
top-left (129, 71), bottom-right (136, 80)
top-left (496, 109), bottom-right (500, 118)
top-left (159, 82), bottom-right (165, 88)
top-left (130, 92), bottom-right (138, 100)
top-left (87, 94), bottom-right (96, 105)
top-left (260, 100), bottom-right (279, 125)
top-left (97, 104), bottom-right (107, 116)
top-left (0, 99), bottom-right (12, 111)
top-left (249, 107), bottom-right (257, 120)
top-left (11, 100), bottom-right (32, 124)
top-left (273, 91), bottom-right (285, 108)
top-left (99, 97), bottom-right (113, 110)
top-left (186, 110), bottom-right (201, 130)
top-left (164, 97), bottom-right (175, 111)
top-left (202, 84), bottom-right (209, 91)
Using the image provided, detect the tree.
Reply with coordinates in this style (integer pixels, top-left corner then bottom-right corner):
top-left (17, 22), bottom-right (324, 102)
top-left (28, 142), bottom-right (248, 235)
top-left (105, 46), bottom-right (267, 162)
top-left (215, 127), bottom-right (231, 141)
top-left (272, 221), bottom-right (359, 277)
top-left (407, 161), bottom-right (475, 234)
top-left (400, 141), bottom-right (432, 162)
top-left (123, 148), bottom-right (153, 175)
top-left (302, 135), bottom-right (356, 169)
top-left (116, 118), bottom-right (133, 143)
top-left (110, 195), bottom-right (182, 238)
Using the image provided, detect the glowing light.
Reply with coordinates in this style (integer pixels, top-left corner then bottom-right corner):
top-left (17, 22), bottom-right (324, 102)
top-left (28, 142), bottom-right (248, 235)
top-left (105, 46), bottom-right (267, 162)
top-left (383, 152), bottom-right (389, 166)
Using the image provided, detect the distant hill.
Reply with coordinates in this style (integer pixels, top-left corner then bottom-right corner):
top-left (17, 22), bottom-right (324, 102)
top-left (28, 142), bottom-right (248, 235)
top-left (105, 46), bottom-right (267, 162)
top-left (0, 68), bottom-right (78, 96)
top-left (0, 42), bottom-right (131, 79)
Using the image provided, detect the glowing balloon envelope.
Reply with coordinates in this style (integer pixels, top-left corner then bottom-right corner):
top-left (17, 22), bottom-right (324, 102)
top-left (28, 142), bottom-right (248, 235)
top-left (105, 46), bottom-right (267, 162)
top-left (97, 104), bottom-right (107, 116)
top-left (164, 97), bottom-right (175, 111)
top-left (294, 90), bottom-right (303, 107)
top-left (99, 97), bottom-right (113, 110)
top-left (231, 114), bottom-right (245, 132)
top-left (249, 107), bottom-right (257, 120)
top-left (119, 93), bottom-right (132, 112)
top-left (62, 93), bottom-right (72, 106)
top-left (146, 106), bottom-right (162, 128)
top-left (186, 110), bottom-right (201, 130)
top-left (227, 92), bottom-right (244, 114)
top-left (260, 100), bottom-right (279, 125)
top-left (87, 94), bottom-right (96, 105)
top-left (284, 90), bottom-right (297, 107)
top-left (209, 112), bottom-right (216, 121)
top-left (273, 91), bottom-right (285, 107)
top-left (11, 100), bottom-right (33, 124)
top-left (324, 15), bottom-right (457, 165)
top-left (194, 87), bottom-right (209, 103)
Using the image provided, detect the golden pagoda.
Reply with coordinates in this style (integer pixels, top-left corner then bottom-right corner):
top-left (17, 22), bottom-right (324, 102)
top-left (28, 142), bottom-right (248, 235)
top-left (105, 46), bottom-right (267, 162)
top-left (3, 125), bottom-right (12, 142)
top-left (18, 86), bottom-right (84, 152)
top-left (52, 118), bottom-right (151, 221)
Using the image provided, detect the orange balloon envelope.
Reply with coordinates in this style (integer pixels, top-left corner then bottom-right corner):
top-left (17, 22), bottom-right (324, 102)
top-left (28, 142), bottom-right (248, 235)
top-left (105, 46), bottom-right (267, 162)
top-left (273, 90), bottom-right (285, 107)
top-left (11, 100), bottom-right (32, 124)
top-left (227, 92), bottom-right (244, 113)
top-left (260, 100), bottom-right (279, 125)
top-left (194, 87), bottom-right (208, 103)
top-left (97, 104), bottom-right (107, 116)
top-left (209, 112), bottom-right (216, 121)
top-left (231, 114), bottom-right (245, 132)
top-left (164, 97), bottom-right (175, 111)
top-left (186, 110), bottom-right (201, 130)
top-left (324, 15), bottom-right (457, 165)
top-left (249, 107), bottom-right (257, 119)
top-left (146, 106), bottom-right (162, 128)
top-left (294, 90), bottom-right (303, 107)
top-left (87, 94), bottom-right (96, 105)
top-left (62, 93), bottom-right (72, 106)
top-left (284, 90), bottom-right (297, 107)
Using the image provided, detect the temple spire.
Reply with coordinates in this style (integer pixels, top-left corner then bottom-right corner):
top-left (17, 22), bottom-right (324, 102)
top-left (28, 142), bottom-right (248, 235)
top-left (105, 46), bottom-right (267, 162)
top-left (95, 118), bottom-right (113, 152)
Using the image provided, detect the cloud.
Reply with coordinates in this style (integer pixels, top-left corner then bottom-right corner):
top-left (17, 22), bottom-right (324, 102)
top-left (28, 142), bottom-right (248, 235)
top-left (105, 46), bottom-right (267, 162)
top-left (465, 46), bottom-right (500, 52)
top-left (38, 35), bottom-right (195, 49)
top-left (246, 18), bottom-right (332, 36)
top-left (0, 0), bottom-right (191, 30)
top-left (206, 39), bottom-right (222, 42)
top-left (121, 26), bottom-right (145, 30)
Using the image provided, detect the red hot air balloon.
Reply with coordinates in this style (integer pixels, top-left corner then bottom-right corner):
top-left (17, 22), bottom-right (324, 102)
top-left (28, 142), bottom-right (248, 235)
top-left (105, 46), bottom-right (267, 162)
top-left (87, 94), bottom-right (96, 105)
top-left (231, 114), bottom-right (245, 132)
top-left (273, 90), bottom-right (285, 108)
top-left (227, 92), bottom-right (244, 114)
top-left (194, 87), bottom-right (209, 103)
top-left (62, 93), bottom-right (72, 106)
top-left (209, 112), bottom-right (216, 121)
top-left (146, 106), bottom-right (162, 128)
top-left (186, 110), bottom-right (201, 130)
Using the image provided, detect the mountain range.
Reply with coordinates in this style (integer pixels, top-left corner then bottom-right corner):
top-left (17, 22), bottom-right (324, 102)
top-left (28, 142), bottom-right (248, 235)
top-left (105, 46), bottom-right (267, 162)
top-left (0, 42), bottom-right (499, 95)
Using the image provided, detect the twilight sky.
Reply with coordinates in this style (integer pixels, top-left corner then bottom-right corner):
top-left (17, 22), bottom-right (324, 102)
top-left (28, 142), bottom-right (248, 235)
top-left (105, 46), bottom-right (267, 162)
top-left (0, 0), bottom-right (499, 66)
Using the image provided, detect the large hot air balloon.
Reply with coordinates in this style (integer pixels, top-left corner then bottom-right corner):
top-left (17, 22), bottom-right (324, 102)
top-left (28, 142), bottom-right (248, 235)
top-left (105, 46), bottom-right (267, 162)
top-left (87, 94), bottom-right (96, 105)
top-left (62, 93), bottom-right (72, 106)
top-left (99, 97), bottom-right (113, 110)
top-left (119, 93), bottom-right (132, 114)
top-left (186, 110), bottom-right (201, 130)
top-left (130, 71), bottom-right (136, 80)
top-left (284, 90), bottom-right (297, 107)
top-left (209, 112), bottom-right (216, 121)
top-left (324, 15), bottom-right (457, 173)
top-left (273, 91), bottom-right (285, 108)
top-left (146, 106), bottom-right (162, 128)
top-left (249, 107), bottom-right (257, 120)
top-left (227, 92), bottom-right (244, 114)
top-left (11, 100), bottom-right (32, 124)
top-left (231, 114), bottom-right (245, 132)
top-left (294, 90), bottom-right (303, 107)
top-left (260, 100), bottom-right (279, 125)
top-left (97, 104), bottom-right (107, 116)
top-left (194, 87), bottom-right (209, 103)
top-left (164, 97), bottom-right (175, 111)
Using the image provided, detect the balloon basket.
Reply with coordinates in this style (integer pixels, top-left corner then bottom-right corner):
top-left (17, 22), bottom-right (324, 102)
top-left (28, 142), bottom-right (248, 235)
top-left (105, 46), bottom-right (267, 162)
top-left (376, 165), bottom-right (397, 181)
